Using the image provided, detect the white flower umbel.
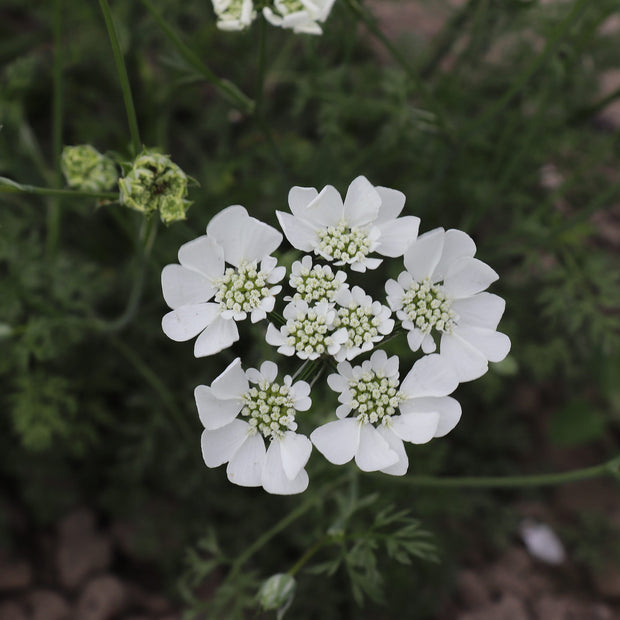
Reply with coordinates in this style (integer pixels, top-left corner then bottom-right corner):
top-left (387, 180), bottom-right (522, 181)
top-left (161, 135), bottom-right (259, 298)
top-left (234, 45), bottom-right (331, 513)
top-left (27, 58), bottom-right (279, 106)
top-left (386, 228), bottom-right (511, 381)
top-left (161, 206), bottom-right (285, 357)
top-left (285, 255), bottom-right (348, 304)
top-left (212, 0), bottom-right (256, 30)
top-left (195, 358), bottom-right (313, 494)
top-left (311, 351), bottom-right (460, 475)
top-left (266, 300), bottom-right (348, 360)
top-left (332, 286), bottom-right (394, 362)
top-left (276, 176), bottom-right (420, 272)
top-left (263, 0), bottom-right (335, 35)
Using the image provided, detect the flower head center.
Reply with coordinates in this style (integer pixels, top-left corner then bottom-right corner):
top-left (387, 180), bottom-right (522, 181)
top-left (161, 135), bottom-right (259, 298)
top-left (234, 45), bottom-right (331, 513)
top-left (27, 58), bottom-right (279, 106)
top-left (335, 304), bottom-right (380, 349)
top-left (349, 372), bottom-right (403, 426)
top-left (290, 264), bottom-right (341, 304)
top-left (284, 308), bottom-right (335, 358)
top-left (242, 381), bottom-right (297, 440)
top-left (316, 222), bottom-right (372, 265)
top-left (401, 278), bottom-right (456, 334)
top-left (214, 261), bottom-right (270, 314)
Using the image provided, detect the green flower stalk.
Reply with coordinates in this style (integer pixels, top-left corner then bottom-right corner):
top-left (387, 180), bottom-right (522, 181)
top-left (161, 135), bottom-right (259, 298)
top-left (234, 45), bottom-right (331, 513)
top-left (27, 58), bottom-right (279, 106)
top-left (61, 145), bottom-right (118, 192)
top-left (119, 150), bottom-right (192, 224)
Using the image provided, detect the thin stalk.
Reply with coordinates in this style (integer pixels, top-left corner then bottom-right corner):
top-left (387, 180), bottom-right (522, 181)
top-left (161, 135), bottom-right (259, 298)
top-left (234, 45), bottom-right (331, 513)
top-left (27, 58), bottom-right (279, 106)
top-left (385, 456), bottom-right (620, 488)
top-left (0, 181), bottom-right (118, 201)
top-left (288, 535), bottom-right (331, 576)
top-left (99, 0), bottom-right (142, 154)
top-left (139, 0), bottom-right (254, 114)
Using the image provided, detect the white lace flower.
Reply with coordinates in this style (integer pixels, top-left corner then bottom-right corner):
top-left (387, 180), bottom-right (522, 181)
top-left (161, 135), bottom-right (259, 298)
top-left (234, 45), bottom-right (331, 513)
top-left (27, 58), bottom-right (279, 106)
top-left (212, 0), bottom-right (256, 31)
top-left (276, 176), bottom-right (420, 272)
top-left (161, 206), bottom-right (285, 357)
top-left (266, 299), bottom-right (348, 360)
top-left (332, 286), bottom-right (394, 362)
top-left (285, 255), bottom-right (348, 304)
top-left (195, 358), bottom-right (312, 494)
top-left (263, 0), bottom-right (335, 35)
top-left (386, 228), bottom-right (511, 382)
top-left (311, 351), bottom-right (460, 475)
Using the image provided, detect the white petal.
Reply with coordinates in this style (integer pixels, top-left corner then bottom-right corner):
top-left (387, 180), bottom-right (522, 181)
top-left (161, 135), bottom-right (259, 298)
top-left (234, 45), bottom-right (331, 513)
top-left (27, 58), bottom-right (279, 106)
top-left (266, 322), bottom-right (285, 347)
top-left (260, 360), bottom-right (278, 383)
top-left (201, 420), bottom-right (249, 468)
top-left (400, 354), bottom-right (459, 398)
top-left (451, 293), bottom-right (506, 330)
top-left (385, 278), bottom-right (404, 306)
top-left (251, 308), bottom-right (266, 323)
top-left (432, 229), bottom-right (476, 282)
top-left (226, 433), bottom-right (265, 487)
top-left (304, 185), bottom-right (344, 227)
top-left (336, 404), bottom-right (351, 419)
top-left (390, 412), bottom-right (439, 444)
top-left (376, 426), bottom-right (409, 476)
top-left (161, 303), bottom-right (219, 342)
top-left (280, 432), bottom-right (312, 480)
top-left (376, 216), bottom-right (420, 258)
top-left (369, 349), bottom-right (388, 372)
top-left (276, 211), bottom-right (316, 251)
top-left (178, 235), bottom-right (225, 280)
top-left (400, 396), bottom-right (461, 437)
top-left (310, 419), bottom-right (360, 465)
top-left (288, 186), bottom-right (318, 217)
top-left (453, 326), bottom-right (511, 363)
top-left (193, 314), bottom-right (239, 357)
top-left (440, 332), bottom-right (489, 382)
top-left (403, 227), bottom-right (445, 281)
top-left (343, 176), bottom-right (381, 227)
top-left (212, 357), bottom-right (249, 399)
top-left (374, 186), bottom-right (406, 222)
top-left (406, 328), bottom-right (426, 352)
top-left (443, 257), bottom-right (498, 299)
top-left (262, 441), bottom-right (309, 495)
top-left (268, 265), bottom-right (286, 284)
top-left (161, 265), bottom-right (215, 309)
top-left (194, 385), bottom-right (243, 430)
top-left (421, 334), bottom-right (437, 353)
top-left (359, 257), bottom-right (383, 270)
top-left (327, 372), bottom-right (349, 393)
top-left (355, 424), bottom-right (399, 472)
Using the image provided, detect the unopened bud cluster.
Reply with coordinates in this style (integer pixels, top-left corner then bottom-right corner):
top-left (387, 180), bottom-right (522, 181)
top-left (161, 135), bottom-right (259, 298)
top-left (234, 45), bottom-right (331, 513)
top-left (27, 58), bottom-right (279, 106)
top-left (242, 382), bottom-right (298, 439)
top-left (215, 262), bottom-right (270, 315)
top-left (350, 373), bottom-right (403, 426)
top-left (61, 145), bottom-right (117, 192)
top-left (400, 278), bottom-right (457, 335)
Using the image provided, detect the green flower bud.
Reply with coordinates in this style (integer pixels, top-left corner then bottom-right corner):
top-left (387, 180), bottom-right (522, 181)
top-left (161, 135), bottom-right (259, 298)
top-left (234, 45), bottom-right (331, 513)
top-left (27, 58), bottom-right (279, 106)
top-left (258, 573), bottom-right (296, 618)
top-left (61, 145), bottom-right (118, 192)
top-left (119, 150), bottom-right (191, 224)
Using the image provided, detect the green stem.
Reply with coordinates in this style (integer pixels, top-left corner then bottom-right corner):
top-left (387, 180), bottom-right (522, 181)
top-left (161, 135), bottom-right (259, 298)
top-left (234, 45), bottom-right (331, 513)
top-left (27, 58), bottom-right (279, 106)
top-left (288, 535), bottom-right (331, 577)
top-left (98, 0), bottom-right (142, 155)
top-left (0, 180), bottom-right (118, 201)
top-left (385, 456), bottom-right (620, 488)
top-left (139, 0), bottom-right (254, 114)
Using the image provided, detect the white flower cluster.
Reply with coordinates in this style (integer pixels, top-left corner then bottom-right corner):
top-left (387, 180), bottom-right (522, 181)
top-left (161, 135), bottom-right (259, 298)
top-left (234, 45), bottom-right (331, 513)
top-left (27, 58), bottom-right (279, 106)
top-left (210, 0), bottom-right (335, 34)
top-left (161, 176), bottom-right (511, 494)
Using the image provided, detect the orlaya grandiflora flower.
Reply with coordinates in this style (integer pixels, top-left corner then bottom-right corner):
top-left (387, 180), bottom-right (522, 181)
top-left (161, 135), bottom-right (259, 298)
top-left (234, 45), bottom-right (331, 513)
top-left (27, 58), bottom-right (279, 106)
top-left (310, 351), bottom-right (460, 475)
top-left (212, 0), bottom-right (256, 31)
top-left (285, 255), bottom-right (348, 305)
top-left (276, 176), bottom-right (420, 272)
top-left (195, 358), bottom-right (313, 494)
top-left (385, 228), bottom-right (510, 382)
top-left (263, 0), bottom-right (335, 35)
top-left (161, 205), bottom-right (285, 357)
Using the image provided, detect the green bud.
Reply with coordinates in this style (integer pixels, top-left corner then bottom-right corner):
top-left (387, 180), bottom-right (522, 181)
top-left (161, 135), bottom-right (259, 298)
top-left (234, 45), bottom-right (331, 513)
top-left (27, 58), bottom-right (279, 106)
top-left (119, 150), bottom-right (191, 224)
top-left (258, 573), bottom-right (296, 618)
top-left (61, 145), bottom-right (118, 192)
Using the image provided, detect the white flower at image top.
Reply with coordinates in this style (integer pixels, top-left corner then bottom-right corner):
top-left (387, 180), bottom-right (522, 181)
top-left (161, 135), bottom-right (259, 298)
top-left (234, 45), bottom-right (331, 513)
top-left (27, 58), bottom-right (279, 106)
top-left (161, 205), bottom-right (285, 357)
top-left (276, 176), bottom-right (420, 272)
top-left (263, 0), bottom-right (336, 35)
top-left (195, 358), bottom-right (313, 494)
top-left (310, 351), bottom-right (461, 475)
top-left (212, 0), bottom-right (256, 31)
top-left (385, 227), bottom-right (511, 382)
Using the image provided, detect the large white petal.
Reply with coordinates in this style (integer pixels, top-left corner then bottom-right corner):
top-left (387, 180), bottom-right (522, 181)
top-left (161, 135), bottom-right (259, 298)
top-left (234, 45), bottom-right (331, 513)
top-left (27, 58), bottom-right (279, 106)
top-left (399, 396), bottom-right (461, 437)
top-left (193, 314), bottom-right (239, 357)
top-left (400, 354), bottom-right (459, 398)
top-left (262, 441), bottom-right (309, 495)
top-left (406, 328), bottom-right (426, 352)
top-left (178, 235), bottom-right (225, 281)
top-left (201, 420), bottom-right (249, 468)
top-left (161, 303), bottom-right (220, 342)
top-left (194, 385), bottom-right (243, 429)
top-left (453, 326), bottom-right (511, 362)
top-left (304, 185), bottom-right (344, 227)
top-left (226, 433), bottom-right (265, 487)
top-left (288, 186), bottom-right (318, 217)
top-left (432, 229), bottom-right (476, 282)
top-left (355, 424), bottom-right (399, 471)
top-left (280, 432), bottom-right (312, 480)
top-left (259, 360), bottom-right (278, 383)
top-left (161, 265), bottom-right (214, 309)
top-left (310, 419), bottom-right (360, 465)
top-left (376, 216), bottom-right (420, 258)
top-left (327, 372), bottom-right (349, 393)
top-left (343, 176), bottom-right (381, 228)
top-left (403, 228), bottom-right (445, 281)
top-left (276, 211), bottom-right (316, 252)
top-left (389, 412), bottom-right (439, 444)
top-left (376, 426), bottom-right (409, 476)
top-left (443, 257), bottom-right (498, 299)
top-left (451, 292), bottom-right (505, 330)
top-left (374, 186), bottom-right (406, 222)
top-left (440, 332), bottom-right (489, 382)
top-left (211, 357), bottom-right (249, 399)
top-left (265, 322), bottom-right (285, 347)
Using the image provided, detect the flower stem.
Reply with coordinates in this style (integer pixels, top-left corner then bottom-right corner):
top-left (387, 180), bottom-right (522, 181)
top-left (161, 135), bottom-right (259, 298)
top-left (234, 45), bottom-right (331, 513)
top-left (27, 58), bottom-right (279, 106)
top-left (287, 535), bottom-right (331, 577)
top-left (139, 0), bottom-right (254, 114)
top-left (0, 178), bottom-right (118, 201)
top-left (98, 0), bottom-right (142, 155)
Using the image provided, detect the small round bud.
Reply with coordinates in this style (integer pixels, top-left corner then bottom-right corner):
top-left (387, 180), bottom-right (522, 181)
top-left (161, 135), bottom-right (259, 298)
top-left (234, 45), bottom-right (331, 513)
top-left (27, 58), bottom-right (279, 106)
top-left (61, 145), bottom-right (117, 192)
